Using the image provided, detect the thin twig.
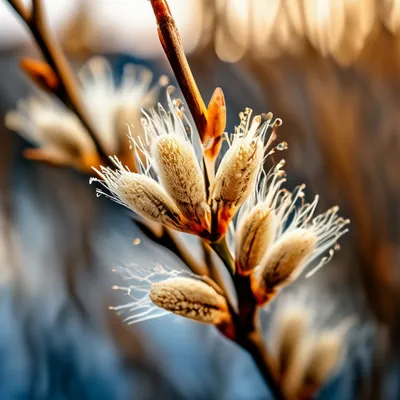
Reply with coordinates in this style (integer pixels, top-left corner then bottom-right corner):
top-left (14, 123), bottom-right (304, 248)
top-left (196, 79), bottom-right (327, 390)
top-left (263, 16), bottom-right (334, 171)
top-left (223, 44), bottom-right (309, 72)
top-left (211, 240), bottom-right (283, 398)
top-left (212, 239), bottom-right (283, 398)
top-left (233, 276), bottom-right (283, 400)
top-left (150, 0), bottom-right (208, 140)
top-left (6, 0), bottom-right (108, 162)
top-left (239, 330), bottom-right (283, 400)
top-left (7, 0), bottom-right (29, 21)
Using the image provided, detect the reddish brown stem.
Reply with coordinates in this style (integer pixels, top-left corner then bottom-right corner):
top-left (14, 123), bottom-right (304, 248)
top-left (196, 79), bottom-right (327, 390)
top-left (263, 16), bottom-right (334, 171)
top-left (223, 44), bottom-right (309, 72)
top-left (150, 0), bottom-right (208, 140)
top-left (233, 274), bottom-right (283, 400)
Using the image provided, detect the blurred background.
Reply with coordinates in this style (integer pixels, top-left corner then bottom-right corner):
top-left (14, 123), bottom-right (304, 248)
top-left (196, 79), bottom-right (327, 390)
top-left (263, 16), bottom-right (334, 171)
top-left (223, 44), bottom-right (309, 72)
top-left (0, 0), bottom-right (399, 398)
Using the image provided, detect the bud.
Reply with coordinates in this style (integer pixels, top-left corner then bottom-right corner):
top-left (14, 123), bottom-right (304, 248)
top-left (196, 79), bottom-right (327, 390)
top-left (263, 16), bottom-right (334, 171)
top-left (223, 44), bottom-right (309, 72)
top-left (302, 333), bottom-right (341, 387)
top-left (6, 101), bottom-right (100, 172)
top-left (149, 277), bottom-right (231, 325)
top-left (20, 58), bottom-right (59, 93)
top-left (22, 148), bottom-right (66, 167)
top-left (273, 308), bottom-right (310, 399)
top-left (236, 205), bottom-right (277, 274)
top-left (271, 305), bottom-right (342, 398)
top-left (251, 229), bottom-right (317, 304)
top-left (153, 135), bottom-right (210, 233)
top-left (211, 115), bottom-right (264, 238)
top-left (116, 172), bottom-right (185, 231)
top-left (204, 87), bottom-right (226, 163)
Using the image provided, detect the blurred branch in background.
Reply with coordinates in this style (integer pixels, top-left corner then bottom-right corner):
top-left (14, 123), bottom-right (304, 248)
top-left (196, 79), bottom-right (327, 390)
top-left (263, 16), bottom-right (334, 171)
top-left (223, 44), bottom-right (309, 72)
top-left (6, 0), bottom-right (108, 162)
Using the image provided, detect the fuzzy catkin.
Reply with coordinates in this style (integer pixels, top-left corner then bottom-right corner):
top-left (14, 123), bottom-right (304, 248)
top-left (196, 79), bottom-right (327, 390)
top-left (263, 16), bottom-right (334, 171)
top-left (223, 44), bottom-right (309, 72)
top-left (117, 172), bottom-right (183, 229)
top-left (251, 229), bottom-right (317, 303)
top-left (153, 135), bottom-right (210, 231)
top-left (303, 333), bottom-right (341, 386)
top-left (212, 137), bottom-right (263, 211)
top-left (150, 277), bottom-right (231, 324)
top-left (236, 205), bottom-right (277, 274)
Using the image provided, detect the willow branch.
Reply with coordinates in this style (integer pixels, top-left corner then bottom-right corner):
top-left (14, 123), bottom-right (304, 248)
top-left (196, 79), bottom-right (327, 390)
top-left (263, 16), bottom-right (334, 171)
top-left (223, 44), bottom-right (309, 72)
top-left (5, 0), bottom-right (108, 162)
top-left (7, 0), bottom-right (29, 21)
top-left (150, 0), bottom-right (208, 140)
top-left (233, 274), bottom-right (283, 399)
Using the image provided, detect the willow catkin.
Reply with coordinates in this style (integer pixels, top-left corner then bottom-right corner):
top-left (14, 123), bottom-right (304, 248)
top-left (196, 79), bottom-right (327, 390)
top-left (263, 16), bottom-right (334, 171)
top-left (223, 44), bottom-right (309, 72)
top-left (236, 205), bottom-right (277, 274)
top-left (116, 172), bottom-right (184, 230)
top-left (303, 332), bottom-right (341, 386)
top-left (251, 228), bottom-right (317, 303)
top-left (211, 117), bottom-right (264, 236)
top-left (153, 135), bottom-right (210, 232)
top-left (150, 277), bottom-right (231, 325)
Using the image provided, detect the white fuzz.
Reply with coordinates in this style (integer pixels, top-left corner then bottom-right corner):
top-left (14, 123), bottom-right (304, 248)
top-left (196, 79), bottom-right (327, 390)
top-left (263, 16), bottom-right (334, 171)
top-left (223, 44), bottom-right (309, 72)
top-left (270, 184), bottom-right (350, 276)
top-left (153, 135), bottom-right (210, 231)
top-left (126, 88), bottom-right (211, 234)
top-left (91, 158), bottom-right (186, 231)
top-left (91, 87), bottom-right (206, 234)
top-left (6, 57), bottom-right (163, 159)
top-left (149, 277), bottom-right (231, 325)
top-left (109, 263), bottom-right (192, 325)
top-left (134, 87), bottom-right (199, 171)
top-left (116, 173), bottom-right (184, 229)
top-left (236, 205), bottom-right (277, 274)
top-left (209, 110), bottom-right (282, 238)
top-left (234, 161), bottom-right (286, 273)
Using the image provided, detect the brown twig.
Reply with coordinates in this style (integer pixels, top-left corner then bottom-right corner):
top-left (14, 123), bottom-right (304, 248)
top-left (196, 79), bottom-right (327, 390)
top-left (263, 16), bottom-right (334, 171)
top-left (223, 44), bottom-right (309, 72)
top-left (6, 0), bottom-right (108, 162)
top-left (150, 0), bottom-right (208, 140)
top-left (239, 330), bottom-right (282, 400)
top-left (222, 262), bottom-right (284, 400)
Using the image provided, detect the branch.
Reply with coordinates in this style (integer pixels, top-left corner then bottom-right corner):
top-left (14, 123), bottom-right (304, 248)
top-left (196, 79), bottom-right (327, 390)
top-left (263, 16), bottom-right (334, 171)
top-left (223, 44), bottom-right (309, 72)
top-left (150, 0), bottom-right (208, 140)
top-left (233, 274), bottom-right (283, 399)
top-left (5, 0), bottom-right (108, 162)
top-left (7, 0), bottom-right (29, 22)
top-left (239, 330), bottom-right (283, 400)
top-left (211, 239), bottom-right (284, 398)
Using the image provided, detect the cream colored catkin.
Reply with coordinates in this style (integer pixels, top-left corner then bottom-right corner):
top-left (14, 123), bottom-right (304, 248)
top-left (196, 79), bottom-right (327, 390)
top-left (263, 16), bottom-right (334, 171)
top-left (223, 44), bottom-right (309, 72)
top-left (150, 277), bottom-right (231, 325)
